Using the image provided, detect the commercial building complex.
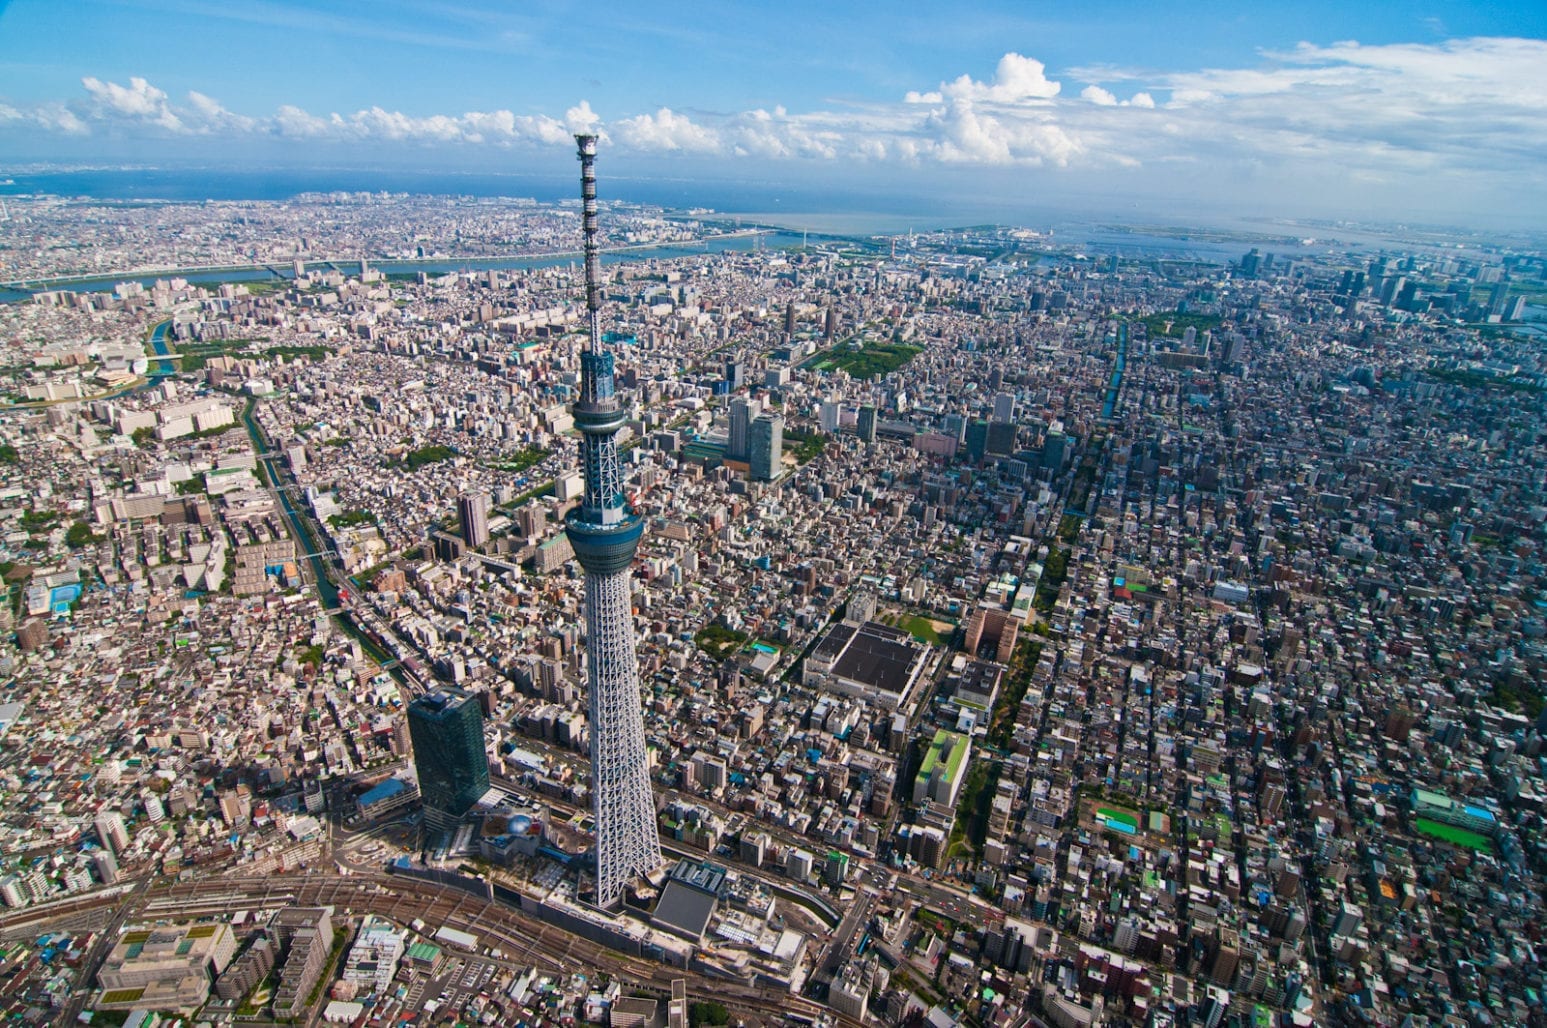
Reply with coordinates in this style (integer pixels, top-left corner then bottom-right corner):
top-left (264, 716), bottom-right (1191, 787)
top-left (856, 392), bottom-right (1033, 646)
top-left (97, 922), bottom-right (237, 1012)
top-left (407, 691), bottom-right (490, 830)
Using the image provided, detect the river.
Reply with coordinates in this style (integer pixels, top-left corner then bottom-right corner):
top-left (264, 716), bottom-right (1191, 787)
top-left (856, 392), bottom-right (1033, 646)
top-left (0, 231), bottom-right (809, 302)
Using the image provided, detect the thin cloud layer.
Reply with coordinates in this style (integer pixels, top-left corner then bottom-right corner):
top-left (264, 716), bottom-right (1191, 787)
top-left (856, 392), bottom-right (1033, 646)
top-left (1148, 35), bottom-right (1547, 176)
top-left (2, 38), bottom-right (1543, 199)
top-left (1081, 86), bottom-right (1154, 108)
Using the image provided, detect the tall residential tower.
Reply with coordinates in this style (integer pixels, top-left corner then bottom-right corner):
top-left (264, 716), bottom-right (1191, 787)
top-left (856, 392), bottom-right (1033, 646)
top-left (458, 490), bottom-right (489, 550)
top-left (565, 134), bottom-right (663, 909)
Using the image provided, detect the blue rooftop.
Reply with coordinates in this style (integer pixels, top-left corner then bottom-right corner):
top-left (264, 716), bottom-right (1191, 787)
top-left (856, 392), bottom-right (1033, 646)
top-left (360, 778), bottom-right (410, 805)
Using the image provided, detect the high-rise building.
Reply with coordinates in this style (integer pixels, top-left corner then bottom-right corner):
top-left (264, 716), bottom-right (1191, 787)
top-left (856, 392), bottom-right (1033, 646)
top-left (516, 503), bottom-right (546, 540)
top-left (566, 135), bottom-right (663, 909)
top-left (724, 359), bottom-right (745, 391)
top-left (1042, 430), bottom-right (1069, 472)
top-left (825, 850), bottom-right (849, 886)
top-left (407, 691), bottom-right (489, 830)
top-left (727, 397), bottom-right (761, 462)
top-left (940, 413), bottom-right (967, 444)
top-left (1487, 280), bottom-right (1510, 316)
top-left (1333, 901), bottom-right (1363, 939)
top-left (749, 413), bottom-right (783, 482)
top-left (986, 420), bottom-right (1017, 456)
top-left (1211, 929), bottom-right (1240, 987)
top-left (857, 405), bottom-right (877, 445)
top-left (457, 490), bottom-right (489, 550)
top-left (92, 848), bottom-right (119, 885)
top-left (95, 810), bottom-right (129, 855)
top-left (964, 419), bottom-right (989, 461)
top-left (992, 391), bottom-right (1016, 423)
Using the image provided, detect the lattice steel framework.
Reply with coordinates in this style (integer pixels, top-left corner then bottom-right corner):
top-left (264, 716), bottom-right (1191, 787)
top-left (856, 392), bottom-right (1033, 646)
top-left (564, 134), bottom-right (663, 909)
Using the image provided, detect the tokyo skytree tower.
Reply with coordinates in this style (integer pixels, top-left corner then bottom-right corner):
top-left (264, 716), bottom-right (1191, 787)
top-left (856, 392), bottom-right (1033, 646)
top-left (564, 134), bottom-right (663, 909)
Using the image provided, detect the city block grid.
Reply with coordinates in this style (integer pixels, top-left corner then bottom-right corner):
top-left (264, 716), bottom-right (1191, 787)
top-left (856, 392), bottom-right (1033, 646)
top-left (0, 189), bottom-right (1543, 1027)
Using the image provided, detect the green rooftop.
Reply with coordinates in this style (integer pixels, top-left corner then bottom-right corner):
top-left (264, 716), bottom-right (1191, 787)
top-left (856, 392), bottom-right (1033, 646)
top-left (1414, 818), bottom-right (1494, 853)
top-left (407, 942), bottom-right (442, 961)
top-left (916, 729), bottom-right (970, 788)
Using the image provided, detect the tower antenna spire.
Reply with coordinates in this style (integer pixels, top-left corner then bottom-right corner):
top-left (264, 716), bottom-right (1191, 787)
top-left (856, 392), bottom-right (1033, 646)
top-left (565, 134), bottom-right (663, 909)
top-left (576, 134), bottom-right (604, 355)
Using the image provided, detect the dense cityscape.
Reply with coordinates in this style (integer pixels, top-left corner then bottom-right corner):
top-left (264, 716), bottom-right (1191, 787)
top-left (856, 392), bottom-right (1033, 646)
top-left (0, 157), bottom-right (1545, 1028)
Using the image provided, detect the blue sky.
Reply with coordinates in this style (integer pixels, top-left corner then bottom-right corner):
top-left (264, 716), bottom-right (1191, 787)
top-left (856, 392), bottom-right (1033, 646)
top-left (3, 0), bottom-right (1546, 224)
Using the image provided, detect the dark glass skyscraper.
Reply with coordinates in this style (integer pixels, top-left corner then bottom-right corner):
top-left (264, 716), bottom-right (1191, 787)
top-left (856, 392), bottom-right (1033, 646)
top-left (749, 412), bottom-right (783, 482)
top-left (857, 405), bottom-right (877, 445)
top-left (965, 418), bottom-right (990, 462)
top-left (407, 691), bottom-right (489, 830)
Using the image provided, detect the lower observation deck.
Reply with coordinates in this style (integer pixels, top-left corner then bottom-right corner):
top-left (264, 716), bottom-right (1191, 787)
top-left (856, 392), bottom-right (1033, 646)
top-left (573, 402), bottom-right (628, 435)
top-left (565, 511), bottom-right (644, 575)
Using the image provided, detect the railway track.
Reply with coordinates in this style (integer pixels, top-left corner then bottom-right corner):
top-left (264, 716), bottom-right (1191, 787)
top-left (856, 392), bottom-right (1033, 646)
top-left (2, 870), bottom-right (858, 1024)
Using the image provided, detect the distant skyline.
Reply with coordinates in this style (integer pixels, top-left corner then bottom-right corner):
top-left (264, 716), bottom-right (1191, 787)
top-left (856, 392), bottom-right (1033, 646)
top-left (2, 0), bottom-right (1546, 227)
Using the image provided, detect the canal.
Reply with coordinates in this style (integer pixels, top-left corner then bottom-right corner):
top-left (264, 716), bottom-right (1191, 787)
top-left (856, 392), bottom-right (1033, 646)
top-left (240, 401), bottom-right (415, 684)
top-left (240, 400), bottom-right (341, 611)
top-left (1102, 321), bottom-right (1129, 420)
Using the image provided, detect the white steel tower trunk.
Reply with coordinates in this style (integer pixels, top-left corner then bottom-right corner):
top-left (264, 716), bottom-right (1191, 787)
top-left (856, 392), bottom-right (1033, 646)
top-left (585, 568), bottom-right (661, 906)
top-left (565, 135), bottom-right (663, 909)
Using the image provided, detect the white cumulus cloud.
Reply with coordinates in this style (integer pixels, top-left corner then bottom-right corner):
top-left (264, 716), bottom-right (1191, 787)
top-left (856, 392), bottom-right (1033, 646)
top-left (272, 104), bottom-right (337, 139)
top-left (0, 40), bottom-right (1538, 218)
top-left (726, 106), bottom-right (847, 160)
top-left (1081, 85), bottom-right (1156, 108)
top-left (185, 91), bottom-right (255, 133)
top-left (565, 101), bottom-right (601, 135)
top-left (9, 101), bottom-right (90, 136)
top-left (939, 52), bottom-right (1062, 104)
top-left (612, 108), bottom-right (720, 153)
top-left (82, 75), bottom-right (183, 132)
